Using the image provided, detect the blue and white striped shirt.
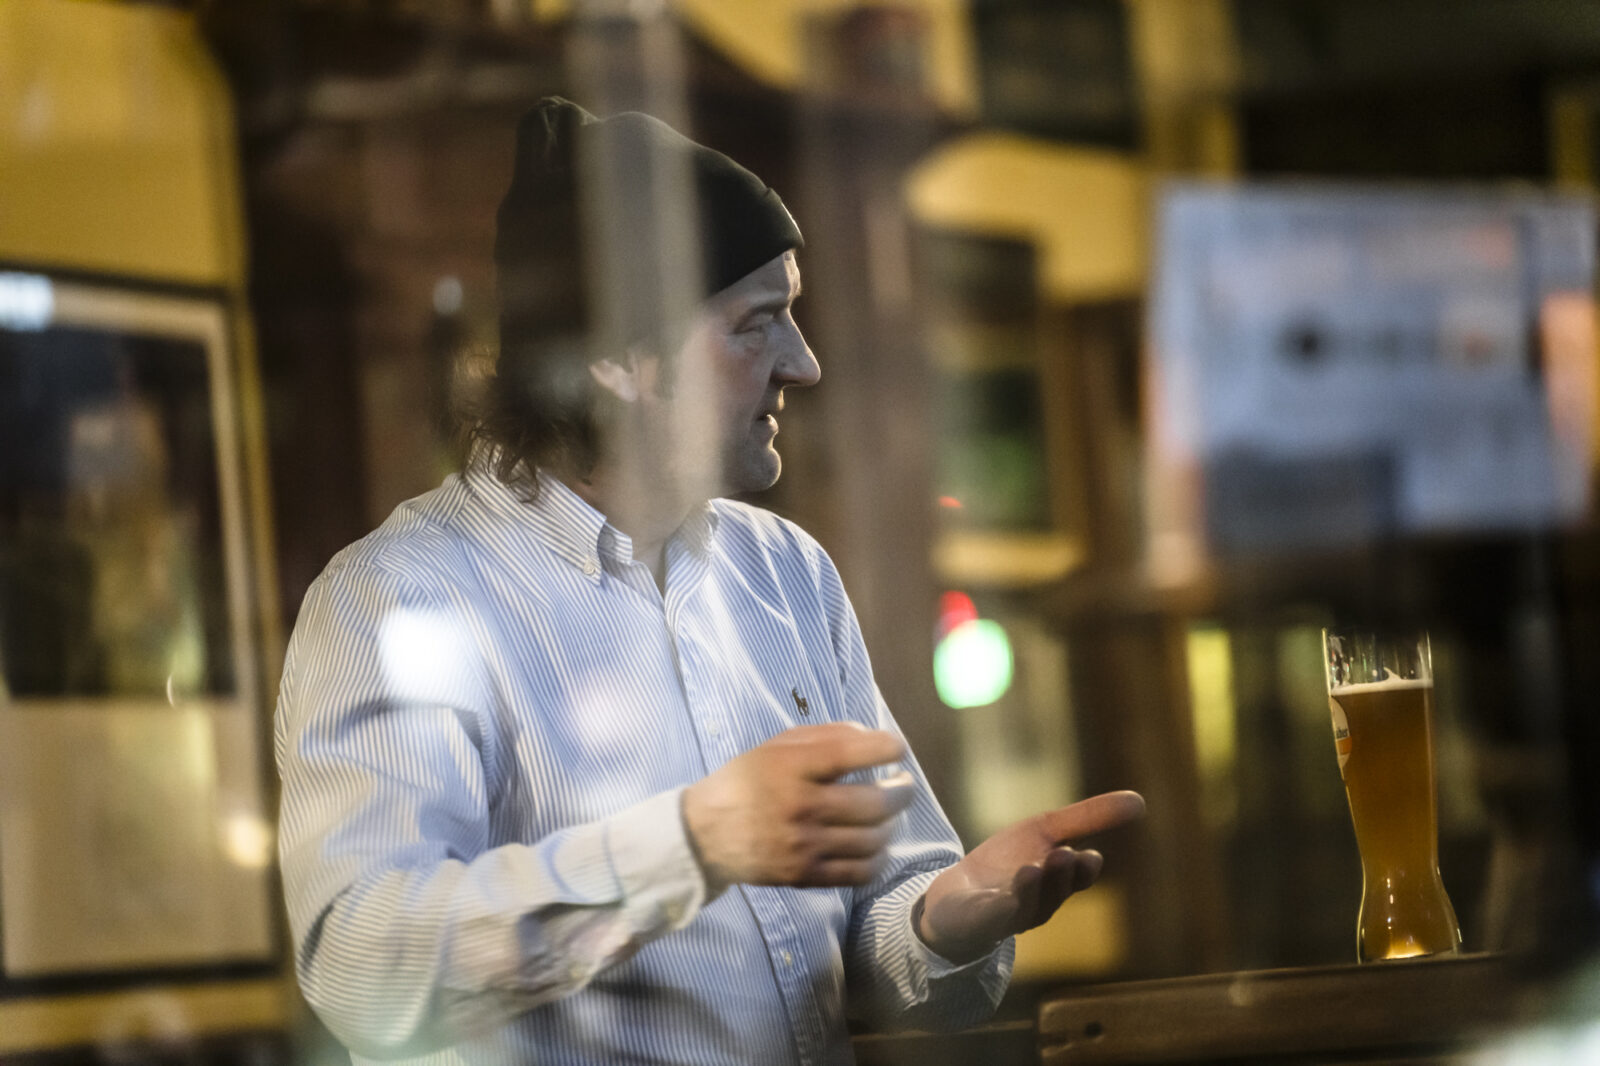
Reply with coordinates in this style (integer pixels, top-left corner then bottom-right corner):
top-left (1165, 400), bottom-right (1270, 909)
top-left (275, 466), bottom-right (1011, 1065)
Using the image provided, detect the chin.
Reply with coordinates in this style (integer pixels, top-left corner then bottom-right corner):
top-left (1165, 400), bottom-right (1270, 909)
top-left (725, 447), bottom-right (783, 495)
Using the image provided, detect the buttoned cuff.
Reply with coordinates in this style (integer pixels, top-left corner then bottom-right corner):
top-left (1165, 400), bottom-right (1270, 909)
top-left (603, 786), bottom-right (712, 934)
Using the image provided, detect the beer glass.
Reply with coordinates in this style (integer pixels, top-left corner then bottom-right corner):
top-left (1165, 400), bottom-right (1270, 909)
top-left (1323, 629), bottom-right (1461, 962)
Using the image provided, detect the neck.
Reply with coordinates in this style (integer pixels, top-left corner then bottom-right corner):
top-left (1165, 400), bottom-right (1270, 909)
top-left (561, 458), bottom-right (700, 585)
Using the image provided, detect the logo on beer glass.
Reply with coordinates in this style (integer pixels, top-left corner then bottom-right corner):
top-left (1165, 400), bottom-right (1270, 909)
top-left (1323, 629), bottom-right (1462, 963)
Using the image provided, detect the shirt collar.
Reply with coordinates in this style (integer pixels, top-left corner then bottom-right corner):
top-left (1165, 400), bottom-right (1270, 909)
top-left (596, 500), bottom-right (719, 570)
top-left (463, 461), bottom-right (720, 582)
top-left (675, 501), bottom-right (721, 557)
top-left (464, 463), bottom-right (607, 581)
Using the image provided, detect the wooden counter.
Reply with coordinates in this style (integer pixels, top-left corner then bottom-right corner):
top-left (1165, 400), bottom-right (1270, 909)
top-left (1038, 954), bottom-right (1530, 1064)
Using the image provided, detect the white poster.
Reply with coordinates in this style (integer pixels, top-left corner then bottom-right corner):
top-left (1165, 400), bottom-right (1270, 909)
top-left (1149, 185), bottom-right (1597, 554)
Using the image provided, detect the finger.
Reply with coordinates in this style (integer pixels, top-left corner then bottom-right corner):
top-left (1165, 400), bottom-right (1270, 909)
top-left (1032, 791), bottom-right (1146, 846)
top-left (1009, 863), bottom-right (1044, 932)
top-left (1071, 849), bottom-right (1105, 892)
top-left (786, 723), bottom-right (906, 781)
top-left (1041, 847), bottom-right (1078, 897)
top-left (877, 769), bottom-right (915, 792)
top-left (1030, 849), bottom-right (1084, 927)
top-left (809, 780), bottom-right (916, 826)
top-left (1021, 848), bottom-right (1106, 932)
top-left (1043, 845), bottom-right (1078, 873)
top-left (814, 824), bottom-right (893, 860)
top-left (798, 857), bottom-right (882, 887)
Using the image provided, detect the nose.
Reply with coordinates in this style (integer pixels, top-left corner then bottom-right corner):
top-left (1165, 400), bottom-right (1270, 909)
top-left (774, 317), bottom-right (821, 388)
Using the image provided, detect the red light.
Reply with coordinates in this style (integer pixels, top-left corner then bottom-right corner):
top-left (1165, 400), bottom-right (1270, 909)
top-left (936, 590), bottom-right (979, 640)
top-left (937, 495), bottom-right (963, 509)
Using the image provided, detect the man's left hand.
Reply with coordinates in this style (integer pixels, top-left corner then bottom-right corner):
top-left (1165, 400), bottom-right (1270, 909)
top-left (916, 790), bottom-right (1145, 964)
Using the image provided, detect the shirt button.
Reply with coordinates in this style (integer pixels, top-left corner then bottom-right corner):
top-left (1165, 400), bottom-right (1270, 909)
top-left (581, 560), bottom-right (598, 576)
top-left (782, 950), bottom-right (794, 967)
top-left (706, 721), bottom-right (721, 737)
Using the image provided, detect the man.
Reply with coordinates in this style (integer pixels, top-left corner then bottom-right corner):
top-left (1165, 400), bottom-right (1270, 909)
top-left (276, 98), bottom-right (1143, 1065)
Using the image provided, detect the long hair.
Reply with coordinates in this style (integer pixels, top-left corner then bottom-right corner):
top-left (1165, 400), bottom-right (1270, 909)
top-left (458, 324), bottom-right (601, 497)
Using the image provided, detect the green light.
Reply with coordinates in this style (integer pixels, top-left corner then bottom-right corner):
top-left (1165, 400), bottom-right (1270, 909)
top-left (934, 619), bottom-right (1014, 709)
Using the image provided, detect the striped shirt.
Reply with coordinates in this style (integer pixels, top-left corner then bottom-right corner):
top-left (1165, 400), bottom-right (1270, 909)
top-left (275, 466), bottom-right (1012, 1066)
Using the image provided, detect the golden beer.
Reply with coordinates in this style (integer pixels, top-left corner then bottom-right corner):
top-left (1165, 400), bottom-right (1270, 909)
top-left (1324, 633), bottom-right (1461, 962)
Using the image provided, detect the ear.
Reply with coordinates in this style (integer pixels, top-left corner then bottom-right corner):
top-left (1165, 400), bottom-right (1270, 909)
top-left (588, 357), bottom-right (641, 403)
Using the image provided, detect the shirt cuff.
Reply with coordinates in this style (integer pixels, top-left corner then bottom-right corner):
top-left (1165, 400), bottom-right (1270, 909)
top-left (603, 786), bottom-right (711, 934)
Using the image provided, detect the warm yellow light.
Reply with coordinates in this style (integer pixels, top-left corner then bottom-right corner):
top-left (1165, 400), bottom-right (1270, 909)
top-left (675, 0), bottom-right (978, 116)
top-left (908, 133), bottom-right (1148, 303)
top-left (1186, 625), bottom-right (1237, 826)
top-left (222, 813), bottom-right (275, 871)
top-left (1011, 884), bottom-right (1126, 979)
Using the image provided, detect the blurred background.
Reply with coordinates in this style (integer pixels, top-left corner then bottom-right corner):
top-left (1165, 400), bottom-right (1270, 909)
top-left (2, 0), bottom-right (1599, 1063)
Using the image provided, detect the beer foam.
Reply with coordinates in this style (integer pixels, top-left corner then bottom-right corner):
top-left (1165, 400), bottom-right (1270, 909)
top-left (1331, 669), bottom-right (1432, 696)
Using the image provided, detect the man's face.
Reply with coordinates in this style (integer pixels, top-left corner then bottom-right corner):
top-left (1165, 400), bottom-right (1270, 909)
top-left (661, 250), bottom-right (820, 496)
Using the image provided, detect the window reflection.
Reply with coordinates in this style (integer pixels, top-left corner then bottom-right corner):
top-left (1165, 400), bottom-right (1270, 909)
top-left (1, 325), bottom-right (233, 700)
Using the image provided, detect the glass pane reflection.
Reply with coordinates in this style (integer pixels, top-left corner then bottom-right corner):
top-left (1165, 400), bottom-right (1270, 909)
top-left (0, 325), bottom-right (234, 700)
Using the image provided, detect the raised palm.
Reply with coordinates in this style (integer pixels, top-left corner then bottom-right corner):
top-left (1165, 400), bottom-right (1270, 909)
top-left (919, 791), bottom-right (1145, 964)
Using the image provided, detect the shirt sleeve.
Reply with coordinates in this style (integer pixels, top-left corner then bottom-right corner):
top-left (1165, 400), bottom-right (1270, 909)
top-left (275, 562), bottom-right (712, 1060)
top-left (801, 540), bottom-right (1014, 1031)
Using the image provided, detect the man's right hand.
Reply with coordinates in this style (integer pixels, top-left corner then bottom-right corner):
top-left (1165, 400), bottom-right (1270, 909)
top-left (681, 722), bottom-right (914, 891)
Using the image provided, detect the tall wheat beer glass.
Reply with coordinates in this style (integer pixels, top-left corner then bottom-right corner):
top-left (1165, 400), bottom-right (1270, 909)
top-left (1323, 629), bottom-right (1462, 962)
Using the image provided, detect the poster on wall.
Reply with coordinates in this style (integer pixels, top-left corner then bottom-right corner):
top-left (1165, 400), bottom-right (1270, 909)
top-left (1147, 184), bottom-right (1597, 558)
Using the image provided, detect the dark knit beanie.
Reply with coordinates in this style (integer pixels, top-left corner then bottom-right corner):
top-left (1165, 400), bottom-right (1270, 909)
top-left (494, 97), bottom-right (803, 347)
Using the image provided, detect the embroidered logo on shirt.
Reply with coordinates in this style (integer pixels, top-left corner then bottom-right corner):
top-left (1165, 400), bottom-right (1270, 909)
top-left (792, 687), bottom-right (809, 716)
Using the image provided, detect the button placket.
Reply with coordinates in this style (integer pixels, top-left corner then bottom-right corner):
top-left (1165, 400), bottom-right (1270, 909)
top-left (749, 890), bottom-right (809, 1052)
top-left (673, 617), bottom-right (727, 752)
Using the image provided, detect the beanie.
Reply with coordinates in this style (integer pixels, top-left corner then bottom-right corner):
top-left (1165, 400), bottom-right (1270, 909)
top-left (494, 96), bottom-right (803, 343)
